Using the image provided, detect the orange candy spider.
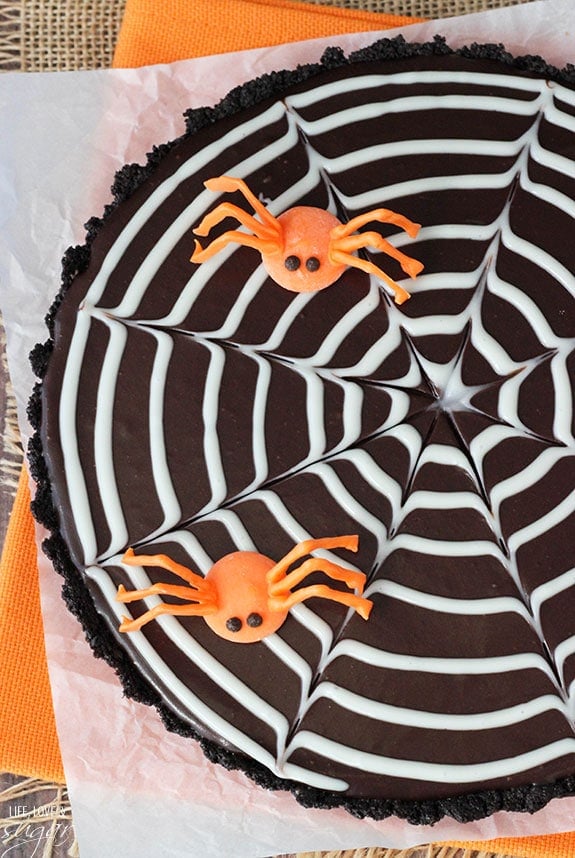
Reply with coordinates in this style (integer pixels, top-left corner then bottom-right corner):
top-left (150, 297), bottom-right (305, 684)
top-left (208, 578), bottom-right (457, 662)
top-left (190, 176), bottom-right (423, 304)
top-left (117, 535), bottom-right (372, 643)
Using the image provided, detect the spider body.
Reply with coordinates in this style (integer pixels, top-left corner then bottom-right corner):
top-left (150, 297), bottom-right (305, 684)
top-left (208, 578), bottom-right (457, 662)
top-left (191, 176), bottom-right (423, 303)
top-left (203, 551), bottom-right (283, 642)
top-left (117, 536), bottom-right (372, 643)
top-left (263, 207), bottom-right (346, 292)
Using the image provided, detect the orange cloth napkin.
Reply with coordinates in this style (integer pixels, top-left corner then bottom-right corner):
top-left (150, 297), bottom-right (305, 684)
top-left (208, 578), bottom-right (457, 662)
top-left (113, 0), bottom-right (420, 66)
top-left (0, 467), bottom-right (63, 784)
top-left (2, 1), bottom-right (575, 856)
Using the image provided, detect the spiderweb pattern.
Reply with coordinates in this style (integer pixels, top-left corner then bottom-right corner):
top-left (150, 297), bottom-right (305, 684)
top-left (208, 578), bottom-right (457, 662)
top-left (47, 58), bottom-right (575, 801)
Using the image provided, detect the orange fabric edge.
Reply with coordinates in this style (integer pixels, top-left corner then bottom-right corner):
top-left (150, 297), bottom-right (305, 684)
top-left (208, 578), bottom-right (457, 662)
top-left (445, 834), bottom-right (575, 857)
top-left (0, 467), bottom-right (65, 783)
top-left (113, 0), bottom-right (422, 68)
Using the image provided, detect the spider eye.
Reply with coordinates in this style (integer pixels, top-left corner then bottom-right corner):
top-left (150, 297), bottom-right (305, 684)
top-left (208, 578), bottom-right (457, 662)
top-left (247, 612), bottom-right (263, 628)
top-left (284, 255), bottom-right (300, 271)
top-left (306, 256), bottom-right (320, 272)
top-left (225, 617), bottom-right (242, 633)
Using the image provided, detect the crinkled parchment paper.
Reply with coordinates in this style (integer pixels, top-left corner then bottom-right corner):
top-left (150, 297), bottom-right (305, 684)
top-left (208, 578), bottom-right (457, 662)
top-left (1, 1), bottom-right (575, 855)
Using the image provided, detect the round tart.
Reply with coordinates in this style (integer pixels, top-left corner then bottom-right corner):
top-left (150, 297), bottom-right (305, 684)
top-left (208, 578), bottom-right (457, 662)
top-left (30, 37), bottom-right (575, 823)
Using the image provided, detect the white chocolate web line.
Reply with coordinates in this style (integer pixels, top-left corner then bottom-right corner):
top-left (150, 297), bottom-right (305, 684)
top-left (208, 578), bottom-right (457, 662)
top-left (58, 66), bottom-right (575, 795)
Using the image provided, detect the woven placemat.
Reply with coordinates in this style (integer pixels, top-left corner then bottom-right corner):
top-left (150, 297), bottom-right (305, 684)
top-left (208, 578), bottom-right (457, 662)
top-left (0, 0), bottom-right (536, 72)
top-left (0, 0), bottom-right (126, 71)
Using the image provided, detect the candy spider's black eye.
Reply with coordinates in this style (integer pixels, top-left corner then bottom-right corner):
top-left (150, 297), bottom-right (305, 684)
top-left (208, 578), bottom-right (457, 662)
top-left (247, 612), bottom-right (263, 628)
top-left (284, 255), bottom-right (301, 271)
top-left (226, 617), bottom-right (242, 632)
top-left (306, 256), bottom-right (320, 272)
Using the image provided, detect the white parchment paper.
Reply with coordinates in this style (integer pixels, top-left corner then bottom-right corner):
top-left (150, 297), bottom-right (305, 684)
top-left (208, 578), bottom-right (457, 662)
top-left (1, 1), bottom-right (575, 854)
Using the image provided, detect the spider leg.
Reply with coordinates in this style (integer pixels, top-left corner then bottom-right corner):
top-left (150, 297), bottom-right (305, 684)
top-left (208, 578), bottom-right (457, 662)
top-left (265, 536), bottom-right (371, 620)
top-left (266, 535), bottom-right (358, 585)
top-left (122, 547), bottom-right (212, 594)
top-left (204, 176), bottom-right (281, 233)
top-left (119, 601), bottom-right (214, 634)
top-left (269, 583), bottom-right (373, 620)
top-left (117, 581), bottom-right (214, 604)
top-left (269, 557), bottom-right (366, 597)
top-left (333, 208), bottom-right (421, 240)
top-left (194, 202), bottom-right (279, 242)
top-left (330, 248), bottom-right (412, 305)
top-left (118, 552), bottom-right (218, 634)
top-left (191, 230), bottom-right (281, 264)
top-left (192, 176), bottom-right (284, 265)
top-left (332, 231), bottom-right (424, 279)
